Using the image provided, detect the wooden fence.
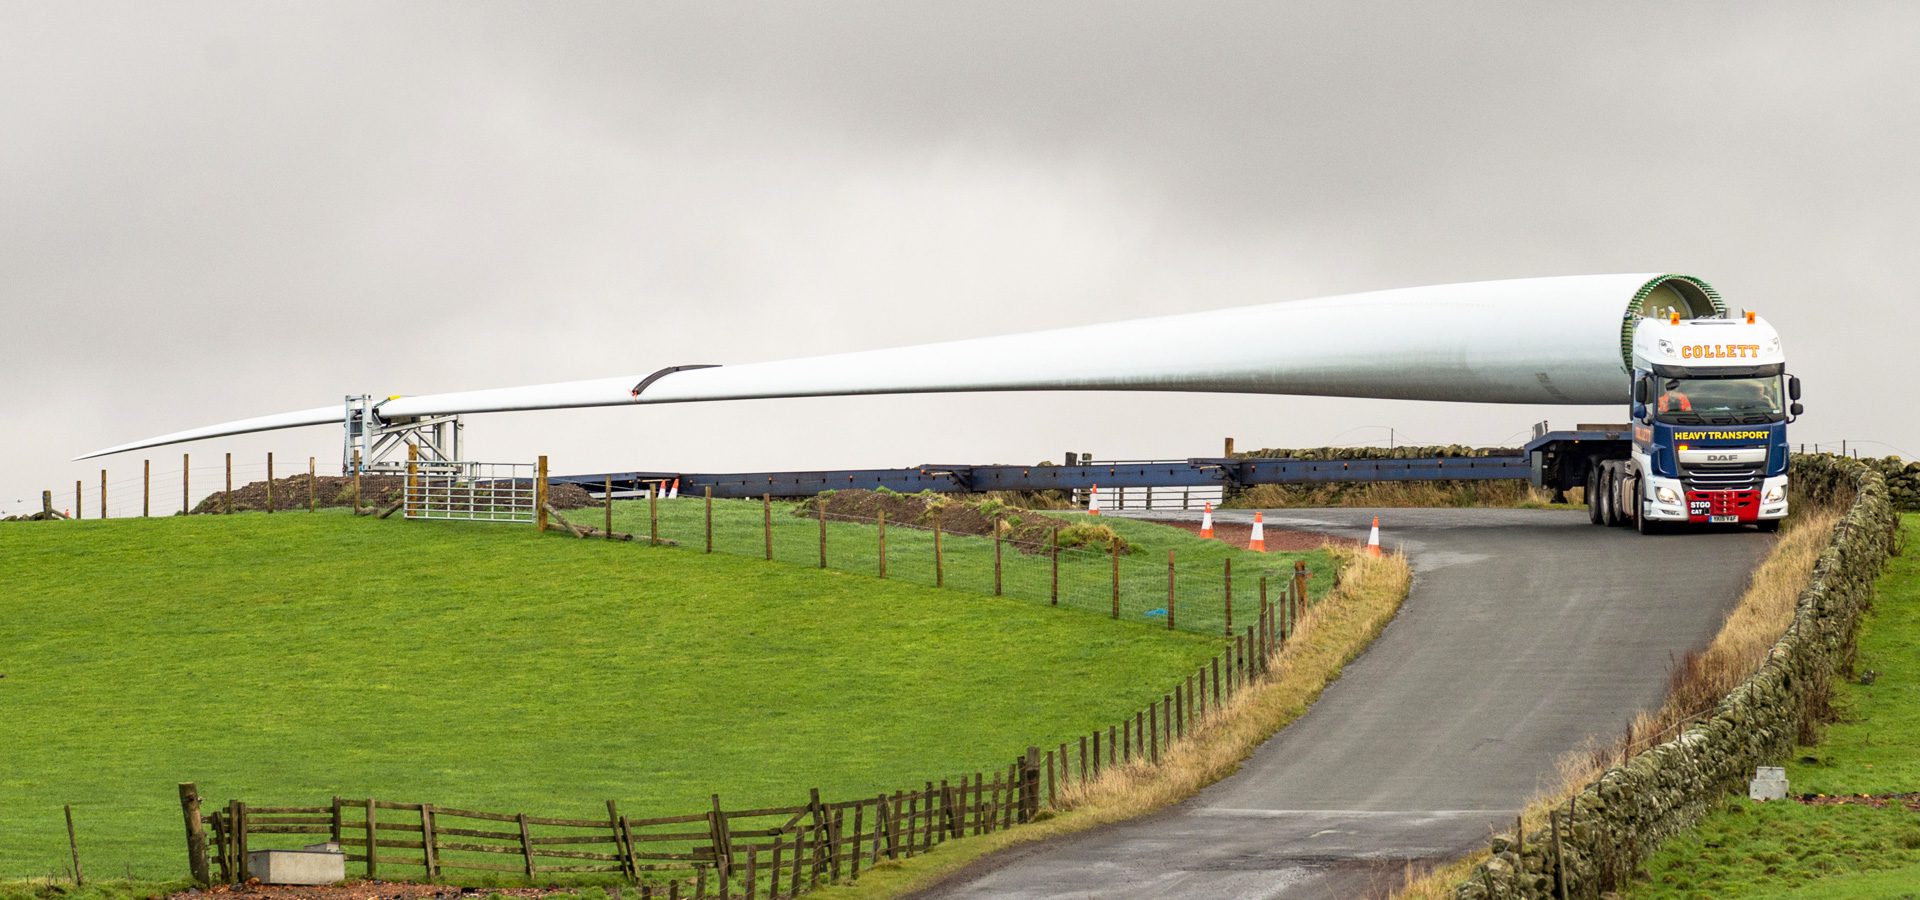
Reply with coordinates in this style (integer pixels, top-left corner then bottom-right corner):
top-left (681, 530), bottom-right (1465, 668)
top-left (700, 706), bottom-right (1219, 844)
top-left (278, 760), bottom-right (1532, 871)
top-left (178, 567), bottom-right (1317, 896)
top-left (541, 487), bottom-right (1320, 639)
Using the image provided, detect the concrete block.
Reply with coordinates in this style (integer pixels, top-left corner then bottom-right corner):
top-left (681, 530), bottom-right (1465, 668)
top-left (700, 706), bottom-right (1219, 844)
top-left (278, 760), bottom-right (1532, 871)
top-left (1749, 766), bottom-right (1788, 801)
top-left (246, 848), bottom-right (346, 885)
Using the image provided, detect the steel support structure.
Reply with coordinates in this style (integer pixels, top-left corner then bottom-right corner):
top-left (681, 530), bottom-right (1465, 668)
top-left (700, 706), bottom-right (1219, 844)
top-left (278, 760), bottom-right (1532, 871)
top-left (343, 394), bottom-right (465, 476)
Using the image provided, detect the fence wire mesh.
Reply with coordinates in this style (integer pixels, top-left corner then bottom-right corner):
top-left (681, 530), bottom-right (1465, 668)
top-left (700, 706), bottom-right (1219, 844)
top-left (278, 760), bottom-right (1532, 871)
top-left (585, 494), bottom-right (1329, 638)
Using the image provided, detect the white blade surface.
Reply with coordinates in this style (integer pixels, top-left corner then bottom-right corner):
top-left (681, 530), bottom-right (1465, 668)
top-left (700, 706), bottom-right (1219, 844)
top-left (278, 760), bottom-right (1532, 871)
top-left (79, 273), bottom-right (1687, 459)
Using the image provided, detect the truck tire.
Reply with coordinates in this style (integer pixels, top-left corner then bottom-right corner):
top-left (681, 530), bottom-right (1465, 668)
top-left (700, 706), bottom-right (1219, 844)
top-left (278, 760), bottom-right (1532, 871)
top-left (1587, 465), bottom-right (1604, 525)
top-left (1637, 502), bottom-right (1664, 535)
top-left (1600, 466), bottom-right (1621, 527)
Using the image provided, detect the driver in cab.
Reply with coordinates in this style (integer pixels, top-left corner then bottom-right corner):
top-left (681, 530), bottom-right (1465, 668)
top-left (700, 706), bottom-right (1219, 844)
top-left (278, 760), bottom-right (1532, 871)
top-left (1658, 381), bottom-right (1692, 413)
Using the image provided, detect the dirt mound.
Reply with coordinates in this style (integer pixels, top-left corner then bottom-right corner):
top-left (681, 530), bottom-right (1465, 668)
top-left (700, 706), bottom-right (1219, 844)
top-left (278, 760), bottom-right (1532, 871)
top-left (189, 475), bottom-right (594, 514)
top-left (1151, 517), bottom-right (1360, 552)
top-left (794, 489), bottom-right (1130, 554)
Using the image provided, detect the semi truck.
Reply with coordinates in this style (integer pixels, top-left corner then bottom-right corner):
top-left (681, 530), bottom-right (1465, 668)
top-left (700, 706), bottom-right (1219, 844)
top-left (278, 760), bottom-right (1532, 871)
top-left (80, 272), bottom-right (1801, 536)
top-left (1527, 309), bottom-right (1801, 534)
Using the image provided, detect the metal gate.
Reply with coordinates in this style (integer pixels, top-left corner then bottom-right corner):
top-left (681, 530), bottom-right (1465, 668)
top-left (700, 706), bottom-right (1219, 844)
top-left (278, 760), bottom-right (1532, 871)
top-left (403, 461), bottom-right (539, 523)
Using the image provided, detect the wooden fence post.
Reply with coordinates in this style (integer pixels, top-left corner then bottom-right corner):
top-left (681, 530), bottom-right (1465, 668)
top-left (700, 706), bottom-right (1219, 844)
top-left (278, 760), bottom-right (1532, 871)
top-left (1223, 558), bottom-right (1233, 636)
top-left (309, 457), bottom-right (316, 512)
top-left (993, 514), bottom-right (1003, 596)
top-left (707, 795), bottom-right (733, 892)
top-left (1022, 747), bottom-right (1041, 822)
top-left (536, 456), bottom-right (549, 531)
top-left (1049, 526), bottom-right (1059, 605)
top-left (178, 783), bottom-right (209, 885)
top-left (143, 459), bottom-right (150, 517)
top-left (99, 470), bottom-right (107, 520)
top-left (934, 517), bottom-right (944, 587)
top-left (182, 452), bottom-right (190, 515)
top-left (74, 480), bottom-right (82, 520)
top-left (419, 804), bottom-right (438, 878)
top-left (233, 800), bottom-right (250, 883)
top-left (1110, 539), bottom-right (1120, 619)
top-left (1148, 703), bottom-right (1159, 765)
top-left (1166, 549), bottom-right (1176, 630)
top-left (650, 483), bottom-right (660, 545)
top-left (817, 496), bottom-right (827, 568)
top-left (877, 510), bottom-right (887, 578)
top-left (65, 804), bottom-right (84, 885)
top-left (1551, 808), bottom-right (1569, 900)
top-left (606, 475), bottom-right (614, 540)
top-left (224, 453), bottom-right (232, 514)
top-left (352, 452), bottom-right (363, 515)
top-left (704, 486), bottom-right (713, 553)
top-left (1260, 576), bottom-right (1271, 648)
top-left (515, 812), bottom-right (534, 877)
top-left (365, 798), bottom-right (379, 877)
top-left (266, 452), bottom-right (274, 513)
top-left (1294, 559), bottom-right (1310, 611)
top-left (608, 800), bottom-right (636, 882)
top-left (763, 494), bottom-right (773, 560)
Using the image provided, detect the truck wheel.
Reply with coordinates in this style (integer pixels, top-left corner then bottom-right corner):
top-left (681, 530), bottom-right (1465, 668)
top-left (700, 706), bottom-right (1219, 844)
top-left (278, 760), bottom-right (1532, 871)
top-left (1637, 507), bottom-right (1664, 535)
top-left (1600, 467), bottom-right (1621, 527)
top-left (1586, 465), bottom-right (1604, 525)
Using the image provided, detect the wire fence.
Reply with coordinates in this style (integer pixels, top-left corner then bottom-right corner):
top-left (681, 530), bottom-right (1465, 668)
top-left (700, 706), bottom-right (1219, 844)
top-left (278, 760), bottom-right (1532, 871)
top-left (2, 457), bottom-right (296, 520)
top-left (555, 491), bottom-right (1332, 639)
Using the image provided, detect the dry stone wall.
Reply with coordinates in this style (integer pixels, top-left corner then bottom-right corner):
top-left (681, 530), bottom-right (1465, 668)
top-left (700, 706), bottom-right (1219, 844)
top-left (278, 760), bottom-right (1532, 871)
top-left (1452, 454), bottom-right (1900, 898)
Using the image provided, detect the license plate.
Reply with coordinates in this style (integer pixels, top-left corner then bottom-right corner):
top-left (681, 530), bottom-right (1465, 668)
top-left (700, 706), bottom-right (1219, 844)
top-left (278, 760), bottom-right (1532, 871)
top-left (1710, 515), bottom-right (1738, 523)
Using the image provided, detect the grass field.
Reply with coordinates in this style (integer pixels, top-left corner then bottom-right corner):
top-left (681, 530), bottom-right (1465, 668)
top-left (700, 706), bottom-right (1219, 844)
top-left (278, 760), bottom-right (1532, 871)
top-left (587, 495), bottom-right (1336, 638)
top-left (1629, 514), bottom-right (1920, 898)
top-left (0, 509), bottom-right (1237, 881)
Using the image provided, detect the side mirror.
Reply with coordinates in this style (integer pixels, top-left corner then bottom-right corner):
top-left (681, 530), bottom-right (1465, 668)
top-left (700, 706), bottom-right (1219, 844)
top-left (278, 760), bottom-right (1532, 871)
top-left (1788, 375), bottom-right (1802, 401)
top-left (1633, 377), bottom-right (1650, 404)
top-left (1790, 401), bottom-right (1804, 417)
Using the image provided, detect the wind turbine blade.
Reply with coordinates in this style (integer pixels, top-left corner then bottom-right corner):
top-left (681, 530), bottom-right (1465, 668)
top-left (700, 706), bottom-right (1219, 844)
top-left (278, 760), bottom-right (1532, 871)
top-left (79, 273), bottom-right (1721, 458)
top-left (76, 405), bottom-right (344, 460)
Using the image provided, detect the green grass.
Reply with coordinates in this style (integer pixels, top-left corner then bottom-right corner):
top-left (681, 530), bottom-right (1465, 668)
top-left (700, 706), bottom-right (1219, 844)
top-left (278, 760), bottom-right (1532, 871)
top-left (1630, 799), bottom-right (1920, 899)
top-left (589, 496), bottom-right (1336, 638)
top-left (1630, 514), bottom-right (1920, 897)
top-left (0, 510), bottom-right (1225, 881)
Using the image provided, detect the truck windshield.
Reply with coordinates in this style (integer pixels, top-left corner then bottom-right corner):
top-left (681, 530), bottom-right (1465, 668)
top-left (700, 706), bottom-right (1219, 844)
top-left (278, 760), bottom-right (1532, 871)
top-left (1655, 375), bottom-right (1784, 424)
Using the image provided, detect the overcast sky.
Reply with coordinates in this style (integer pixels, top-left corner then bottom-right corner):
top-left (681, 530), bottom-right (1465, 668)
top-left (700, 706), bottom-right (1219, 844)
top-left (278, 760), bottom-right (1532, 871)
top-left (4, 2), bottom-right (1915, 516)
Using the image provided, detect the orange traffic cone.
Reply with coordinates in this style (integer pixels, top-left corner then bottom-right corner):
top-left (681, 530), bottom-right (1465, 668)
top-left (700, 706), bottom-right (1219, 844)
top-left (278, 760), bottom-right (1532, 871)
top-left (668, 478), bottom-right (680, 500)
top-left (1366, 516), bottom-right (1382, 556)
top-left (1199, 502), bottom-right (1214, 539)
top-left (1248, 511), bottom-right (1265, 552)
top-left (1087, 484), bottom-right (1102, 516)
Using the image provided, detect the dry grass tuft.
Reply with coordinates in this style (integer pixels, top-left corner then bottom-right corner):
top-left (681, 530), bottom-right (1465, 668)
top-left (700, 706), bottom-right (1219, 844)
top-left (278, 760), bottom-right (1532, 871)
top-left (1391, 507), bottom-right (1842, 900)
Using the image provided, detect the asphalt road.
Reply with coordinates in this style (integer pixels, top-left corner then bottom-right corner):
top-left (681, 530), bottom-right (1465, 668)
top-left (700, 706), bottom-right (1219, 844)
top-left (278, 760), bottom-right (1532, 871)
top-left (913, 507), bottom-right (1772, 900)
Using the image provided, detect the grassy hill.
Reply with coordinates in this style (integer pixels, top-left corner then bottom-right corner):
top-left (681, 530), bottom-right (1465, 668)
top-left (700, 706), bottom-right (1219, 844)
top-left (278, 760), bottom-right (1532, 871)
top-left (0, 510), bottom-right (1234, 881)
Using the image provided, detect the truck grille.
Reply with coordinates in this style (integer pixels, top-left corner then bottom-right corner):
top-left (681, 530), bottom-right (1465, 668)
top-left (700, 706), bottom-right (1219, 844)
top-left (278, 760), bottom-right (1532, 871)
top-left (1682, 462), bottom-right (1764, 492)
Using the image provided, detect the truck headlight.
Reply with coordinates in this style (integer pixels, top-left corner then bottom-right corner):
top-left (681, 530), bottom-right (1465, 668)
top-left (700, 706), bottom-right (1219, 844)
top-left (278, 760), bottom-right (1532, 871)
top-left (1655, 486), bottom-right (1680, 504)
top-left (1764, 486), bottom-right (1785, 503)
